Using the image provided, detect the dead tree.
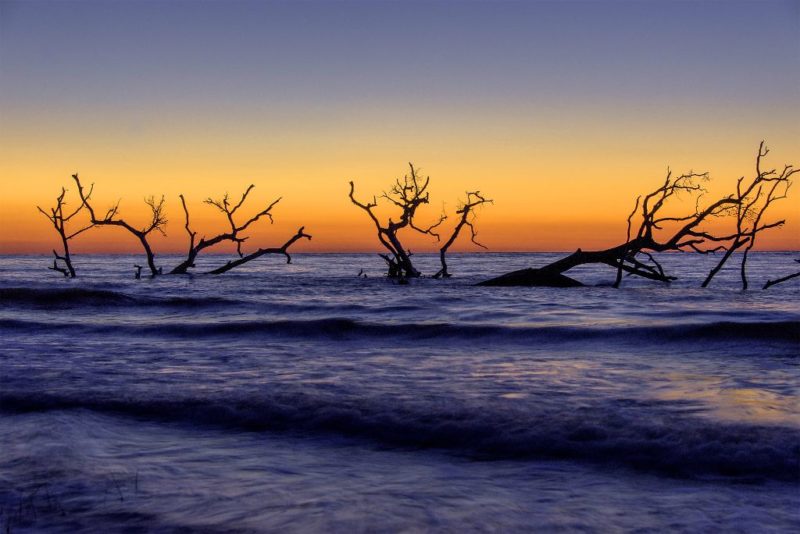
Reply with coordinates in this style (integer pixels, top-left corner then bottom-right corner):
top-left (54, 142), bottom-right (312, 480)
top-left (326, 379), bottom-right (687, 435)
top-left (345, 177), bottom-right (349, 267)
top-left (207, 227), bottom-right (312, 274)
top-left (701, 142), bottom-right (795, 289)
top-left (479, 170), bottom-right (739, 287)
top-left (433, 191), bottom-right (492, 278)
top-left (37, 186), bottom-right (94, 277)
top-left (169, 186), bottom-right (281, 274)
top-left (71, 174), bottom-right (166, 277)
top-left (763, 259), bottom-right (800, 289)
top-left (349, 163), bottom-right (444, 278)
top-left (479, 144), bottom-right (796, 288)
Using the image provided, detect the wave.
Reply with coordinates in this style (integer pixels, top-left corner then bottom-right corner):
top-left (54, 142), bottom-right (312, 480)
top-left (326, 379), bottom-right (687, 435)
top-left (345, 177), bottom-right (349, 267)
top-left (1, 316), bottom-right (797, 344)
top-left (1, 392), bottom-right (797, 482)
top-left (0, 287), bottom-right (237, 308)
top-left (0, 287), bottom-right (422, 314)
top-left (0, 287), bottom-right (137, 305)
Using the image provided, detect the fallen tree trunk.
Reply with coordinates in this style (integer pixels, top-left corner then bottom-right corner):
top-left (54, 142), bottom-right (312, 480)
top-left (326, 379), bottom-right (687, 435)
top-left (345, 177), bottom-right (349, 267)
top-left (479, 144), bottom-right (795, 289)
top-left (477, 243), bottom-right (674, 287)
top-left (207, 227), bottom-right (311, 274)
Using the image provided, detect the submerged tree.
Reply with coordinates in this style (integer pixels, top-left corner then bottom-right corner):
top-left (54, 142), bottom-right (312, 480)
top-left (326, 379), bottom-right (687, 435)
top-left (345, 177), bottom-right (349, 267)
top-left (72, 174), bottom-right (167, 277)
top-left (37, 185), bottom-right (94, 277)
top-left (433, 191), bottom-right (492, 279)
top-left (46, 174), bottom-right (308, 278)
top-left (349, 163), bottom-right (444, 278)
top-left (701, 142), bottom-right (795, 289)
top-left (170, 186), bottom-right (281, 274)
top-left (349, 164), bottom-right (492, 279)
top-left (479, 143), bottom-right (795, 288)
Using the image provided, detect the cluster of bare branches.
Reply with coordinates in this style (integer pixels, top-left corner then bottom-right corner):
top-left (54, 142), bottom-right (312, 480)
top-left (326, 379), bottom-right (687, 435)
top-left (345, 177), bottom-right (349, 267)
top-left (37, 174), bottom-right (310, 278)
top-left (479, 142), bottom-right (795, 288)
top-left (36, 143), bottom-right (796, 288)
top-left (73, 173), bottom-right (167, 277)
top-left (700, 142), bottom-right (795, 289)
top-left (36, 186), bottom-right (94, 277)
top-left (349, 163), bottom-right (492, 279)
top-left (170, 186), bottom-right (283, 274)
top-left (433, 191), bottom-right (492, 279)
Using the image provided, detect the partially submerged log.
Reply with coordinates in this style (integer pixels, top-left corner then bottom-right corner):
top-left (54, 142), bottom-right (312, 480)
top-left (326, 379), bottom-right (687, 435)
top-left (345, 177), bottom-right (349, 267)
top-left (478, 266), bottom-right (584, 287)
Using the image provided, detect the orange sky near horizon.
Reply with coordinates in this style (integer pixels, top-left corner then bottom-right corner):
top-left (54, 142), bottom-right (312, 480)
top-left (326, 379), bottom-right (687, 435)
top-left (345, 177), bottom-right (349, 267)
top-left (1, 1), bottom-right (797, 255)
top-left (2, 135), bottom-right (798, 255)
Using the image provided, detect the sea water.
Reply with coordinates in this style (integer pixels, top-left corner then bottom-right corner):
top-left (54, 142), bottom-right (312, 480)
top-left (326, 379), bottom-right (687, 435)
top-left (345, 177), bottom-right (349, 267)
top-left (0, 252), bottom-right (798, 532)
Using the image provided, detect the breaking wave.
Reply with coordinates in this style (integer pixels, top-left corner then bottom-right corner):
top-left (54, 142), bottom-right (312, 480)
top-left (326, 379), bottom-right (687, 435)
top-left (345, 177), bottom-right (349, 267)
top-left (1, 315), bottom-right (797, 344)
top-left (1, 392), bottom-right (797, 482)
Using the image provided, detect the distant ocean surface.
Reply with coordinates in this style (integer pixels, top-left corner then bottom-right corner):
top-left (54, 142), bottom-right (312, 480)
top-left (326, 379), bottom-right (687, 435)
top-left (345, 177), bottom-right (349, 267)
top-left (1, 252), bottom-right (798, 532)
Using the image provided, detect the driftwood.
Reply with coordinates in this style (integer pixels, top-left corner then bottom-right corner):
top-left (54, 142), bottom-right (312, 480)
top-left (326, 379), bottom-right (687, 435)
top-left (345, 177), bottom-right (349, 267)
top-left (170, 186), bottom-right (281, 274)
top-left (37, 186), bottom-right (94, 277)
top-left (72, 174), bottom-right (166, 277)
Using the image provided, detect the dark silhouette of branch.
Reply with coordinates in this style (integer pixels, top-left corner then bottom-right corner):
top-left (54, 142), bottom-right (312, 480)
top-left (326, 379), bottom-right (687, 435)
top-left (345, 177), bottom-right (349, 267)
top-left (613, 197), bottom-right (641, 288)
top-left (479, 143), bottom-right (795, 288)
top-left (763, 259), bottom-right (800, 289)
top-left (701, 142), bottom-right (796, 289)
top-left (169, 187), bottom-right (281, 274)
top-left (433, 191), bottom-right (492, 279)
top-left (71, 174), bottom-right (166, 277)
top-left (37, 185), bottom-right (94, 277)
top-left (349, 163), bottom-right (441, 278)
top-left (206, 227), bottom-right (312, 274)
top-left (479, 169), bottom-right (739, 287)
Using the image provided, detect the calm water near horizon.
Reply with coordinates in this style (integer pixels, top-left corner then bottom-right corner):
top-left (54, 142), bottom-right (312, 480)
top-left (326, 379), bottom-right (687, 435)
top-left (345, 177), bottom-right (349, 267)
top-left (1, 252), bottom-right (798, 532)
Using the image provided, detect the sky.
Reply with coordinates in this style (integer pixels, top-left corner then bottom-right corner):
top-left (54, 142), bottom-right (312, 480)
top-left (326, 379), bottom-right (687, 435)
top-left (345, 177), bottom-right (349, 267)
top-left (0, 0), bottom-right (797, 254)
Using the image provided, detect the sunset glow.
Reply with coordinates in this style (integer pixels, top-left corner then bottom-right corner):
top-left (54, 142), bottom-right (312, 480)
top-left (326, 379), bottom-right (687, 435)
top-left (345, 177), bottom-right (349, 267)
top-left (1, 0), bottom-right (797, 254)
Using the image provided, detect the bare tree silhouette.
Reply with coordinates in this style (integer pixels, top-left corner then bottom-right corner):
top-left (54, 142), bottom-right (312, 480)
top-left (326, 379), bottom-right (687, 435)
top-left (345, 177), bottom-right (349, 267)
top-left (71, 174), bottom-right (166, 277)
top-left (701, 142), bottom-right (795, 289)
top-left (479, 144), bottom-right (795, 288)
top-left (207, 227), bottom-right (312, 274)
top-left (170, 186), bottom-right (281, 274)
top-left (37, 185), bottom-right (94, 277)
top-left (433, 191), bottom-right (492, 279)
top-left (349, 163), bottom-right (444, 278)
top-left (763, 259), bottom-right (800, 289)
top-left (480, 170), bottom-right (733, 287)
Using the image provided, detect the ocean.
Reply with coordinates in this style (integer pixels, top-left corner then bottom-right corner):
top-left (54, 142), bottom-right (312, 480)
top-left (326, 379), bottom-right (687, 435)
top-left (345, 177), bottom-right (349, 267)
top-left (1, 252), bottom-right (798, 532)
